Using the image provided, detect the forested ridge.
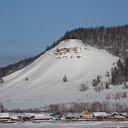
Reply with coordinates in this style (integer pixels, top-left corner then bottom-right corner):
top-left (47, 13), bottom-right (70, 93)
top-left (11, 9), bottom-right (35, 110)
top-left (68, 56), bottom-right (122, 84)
top-left (59, 25), bottom-right (128, 57)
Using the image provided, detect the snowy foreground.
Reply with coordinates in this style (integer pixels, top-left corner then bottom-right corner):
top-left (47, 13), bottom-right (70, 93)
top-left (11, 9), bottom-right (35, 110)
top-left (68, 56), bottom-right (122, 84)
top-left (0, 121), bottom-right (128, 128)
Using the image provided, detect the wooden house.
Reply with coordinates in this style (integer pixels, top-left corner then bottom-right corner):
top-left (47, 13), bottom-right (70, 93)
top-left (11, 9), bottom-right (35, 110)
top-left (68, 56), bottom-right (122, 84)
top-left (82, 111), bottom-right (93, 119)
top-left (93, 112), bottom-right (109, 121)
top-left (0, 113), bottom-right (10, 122)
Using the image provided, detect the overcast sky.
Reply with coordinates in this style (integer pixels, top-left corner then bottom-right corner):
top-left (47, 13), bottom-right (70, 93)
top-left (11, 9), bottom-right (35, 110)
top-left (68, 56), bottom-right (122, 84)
top-left (0, 0), bottom-right (128, 67)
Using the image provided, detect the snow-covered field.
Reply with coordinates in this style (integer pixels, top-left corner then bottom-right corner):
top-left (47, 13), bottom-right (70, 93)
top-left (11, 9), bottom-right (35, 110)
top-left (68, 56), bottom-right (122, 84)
top-left (0, 121), bottom-right (128, 128)
top-left (1, 39), bottom-right (125, 109)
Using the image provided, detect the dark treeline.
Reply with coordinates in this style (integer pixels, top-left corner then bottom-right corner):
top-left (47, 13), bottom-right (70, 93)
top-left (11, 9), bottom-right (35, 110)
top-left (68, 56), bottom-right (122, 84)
top-left (2, 101), bottom-right (128, 113)
top-left (59, 25), bottom-right (128, 57)
top-left (45, 101), bottom-right (128, 113)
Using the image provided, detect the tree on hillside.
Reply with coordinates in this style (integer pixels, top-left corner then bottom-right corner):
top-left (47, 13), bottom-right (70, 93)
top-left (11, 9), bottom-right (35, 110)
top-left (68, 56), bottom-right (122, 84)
top-left (92, 75), bottom-right (101, 87)
top-left (0, 103), bottom-right (5, 112)
top-left (0, 77), bottom-right (4, 84)
top-left (63, 75), bottom-right (68, 82)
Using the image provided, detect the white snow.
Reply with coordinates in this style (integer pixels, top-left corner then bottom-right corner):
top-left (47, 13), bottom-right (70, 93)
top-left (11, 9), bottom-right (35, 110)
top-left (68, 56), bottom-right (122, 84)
top-left (0, 39), bottom-right (124, 109)
top-left (0, 113), bottom-right (10, 118)
top-left (0, 121), bottom-right (128, 128)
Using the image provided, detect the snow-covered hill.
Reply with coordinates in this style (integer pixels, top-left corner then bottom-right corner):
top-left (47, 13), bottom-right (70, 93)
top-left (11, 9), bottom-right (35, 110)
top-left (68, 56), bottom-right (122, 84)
top-left (0, 39), bottom-right (125, 109)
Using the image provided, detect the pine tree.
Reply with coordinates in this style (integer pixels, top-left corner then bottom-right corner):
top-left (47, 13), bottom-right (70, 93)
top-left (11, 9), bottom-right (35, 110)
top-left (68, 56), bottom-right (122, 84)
top-left (0, 103), bottom-right (4, 112)
top-left (111, 67), bottom-right (119, 85)
top-left (0, 77), bottom-right (4, 84)
top-left (124, 58), bottom-right (128, 80)
top-left (63, 75), bottom-right (68, 82)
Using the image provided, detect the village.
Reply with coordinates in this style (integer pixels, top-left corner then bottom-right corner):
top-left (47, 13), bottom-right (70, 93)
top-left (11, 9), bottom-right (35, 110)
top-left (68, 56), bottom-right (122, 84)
top-left (0, 111), bottom-right (128, 124)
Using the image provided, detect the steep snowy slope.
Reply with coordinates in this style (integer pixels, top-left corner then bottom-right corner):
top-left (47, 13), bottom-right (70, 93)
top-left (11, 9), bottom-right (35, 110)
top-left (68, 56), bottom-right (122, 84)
top-left (0, 39), bottom-right (119, 109)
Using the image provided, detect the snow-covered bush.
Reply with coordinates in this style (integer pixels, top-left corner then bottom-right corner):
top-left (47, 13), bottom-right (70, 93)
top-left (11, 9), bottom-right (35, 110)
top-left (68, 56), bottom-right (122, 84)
top-left (105, 81), bottom-right (110, 89)
top-left (79, 83), bottom-right (89, 92)
top-left (92, 75), bottom-right (101, 87)
top-left (122, 82), bottom-right (128, 89)
top-left (94, 84), bottom-right (104, 93)
top-left (25, 77), bottom-right (29, 81)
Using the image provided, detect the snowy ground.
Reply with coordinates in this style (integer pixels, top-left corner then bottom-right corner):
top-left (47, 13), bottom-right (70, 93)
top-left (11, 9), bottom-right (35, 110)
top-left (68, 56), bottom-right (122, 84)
top-left (0, 39), bottom-right (120, 109)
top-left (0, 121), bottom-right (128, 128)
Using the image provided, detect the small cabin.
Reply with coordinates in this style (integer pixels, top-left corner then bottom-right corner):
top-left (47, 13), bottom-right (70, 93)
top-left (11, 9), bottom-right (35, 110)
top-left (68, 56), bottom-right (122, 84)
top-left (65, 113), bottom-right (81, 119)
top-left (109, 112), bottom-right (126, 121)
top-left (82, 111), bottom-right (93, 119)
top-left (17, 114), bottom-right (34, 122)
top-left (50, 111), bottom-right (63, 120)
top-left (93, 112), bottom-right (109, 120)
top-left (0, 113), bottom-right (10, 122)
top-left (0, 113), bottom-right (10, 119)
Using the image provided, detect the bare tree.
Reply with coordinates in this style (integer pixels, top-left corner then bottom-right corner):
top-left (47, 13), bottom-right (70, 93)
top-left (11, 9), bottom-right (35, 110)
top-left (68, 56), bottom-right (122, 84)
top-left (0, 103), bottom-right (4, 112)
top-left (91, 101), bottom-right (103, 112)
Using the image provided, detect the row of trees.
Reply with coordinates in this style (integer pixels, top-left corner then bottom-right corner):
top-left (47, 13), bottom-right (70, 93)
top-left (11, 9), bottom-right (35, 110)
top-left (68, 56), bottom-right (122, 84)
top-left (0, 100), bottom-right (128, 113)
top-left (46, 101), bottom-right (128, 113)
